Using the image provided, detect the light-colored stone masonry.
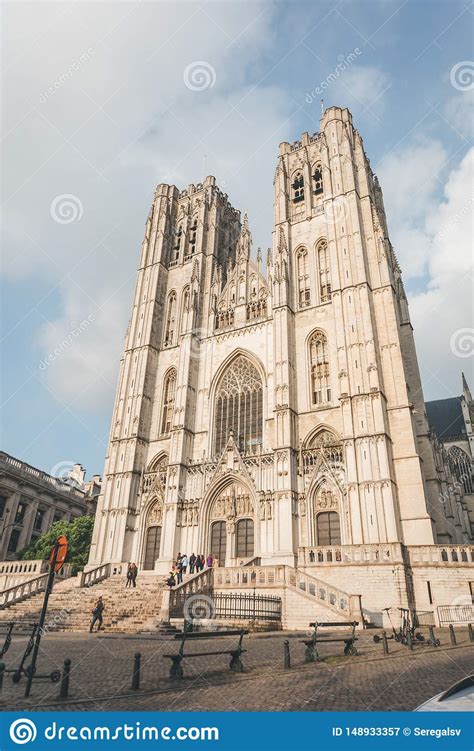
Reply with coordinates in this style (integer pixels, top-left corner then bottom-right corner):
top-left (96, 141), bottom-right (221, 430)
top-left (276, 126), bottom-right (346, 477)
top-left (86, 105), bottom-right (473, 628)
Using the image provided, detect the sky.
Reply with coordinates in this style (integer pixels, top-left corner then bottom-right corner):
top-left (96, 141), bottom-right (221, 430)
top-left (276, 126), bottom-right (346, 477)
top-left (1, 0), bottom-right (473, 480)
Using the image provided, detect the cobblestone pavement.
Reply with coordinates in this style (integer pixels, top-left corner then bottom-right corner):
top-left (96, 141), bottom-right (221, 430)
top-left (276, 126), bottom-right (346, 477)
top-left (0, 627), bottom-right (472, 712)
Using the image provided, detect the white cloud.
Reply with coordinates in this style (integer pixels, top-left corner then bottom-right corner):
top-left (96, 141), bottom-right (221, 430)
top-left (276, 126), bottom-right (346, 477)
top-left (377, 138), bottom-right (447, 279)
top-left (2, 2), bottom-right (293, 412)
top-left (335, 65), bottom-right (390, 114)
top-left (380, 143), bottom-right (473, 397)
top-left (444, 91), bottom-right (474, 140)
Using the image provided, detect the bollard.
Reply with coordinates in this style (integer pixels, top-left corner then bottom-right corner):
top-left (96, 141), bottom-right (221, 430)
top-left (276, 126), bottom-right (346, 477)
top-left (468, 623), bottom-right (474, 643)
top-left (283, 640), bottom-right (291, 669)
top-left (428, 626), bottom-right (439, 647)
top-left (132, 652), bottom-right (141, 690)
top-left (0, 662), bottom-right (4, 692)
top-left (59, 658), bottom-right (71, 699)
top-left (382, 630), bottom-right (389, 655)
top-left (406, 629), bottom-right (413, 651)
top-left (449, 624), bottom-right (456, 646)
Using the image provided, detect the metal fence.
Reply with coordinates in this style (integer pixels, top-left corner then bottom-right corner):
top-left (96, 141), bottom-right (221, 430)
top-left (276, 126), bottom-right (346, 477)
top-left (170, 590), bottom-right (282, 622)
top-left (438, 604), bottom-right (474, 625)
top-left (413, 610), bottom-right (435, 627)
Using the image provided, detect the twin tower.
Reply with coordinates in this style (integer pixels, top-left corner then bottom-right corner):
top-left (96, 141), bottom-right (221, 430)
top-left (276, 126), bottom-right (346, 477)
top-left (88, 106), bottom-right (471, 576)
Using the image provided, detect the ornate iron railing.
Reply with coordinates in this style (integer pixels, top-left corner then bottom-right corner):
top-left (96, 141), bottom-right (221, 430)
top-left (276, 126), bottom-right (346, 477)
top-left (170, 591), bottom-right (281, 622)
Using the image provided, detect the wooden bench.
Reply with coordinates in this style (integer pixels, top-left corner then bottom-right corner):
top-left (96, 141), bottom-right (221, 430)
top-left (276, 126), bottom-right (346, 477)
top-left (301, 621), bottom-right (358, 662)
top-left (164, 628), bottom-right (248, 679)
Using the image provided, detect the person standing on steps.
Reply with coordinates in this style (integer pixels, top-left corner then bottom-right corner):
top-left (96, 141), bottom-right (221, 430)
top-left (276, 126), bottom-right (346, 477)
top-left (131, 562), bottom-right (138, 587)
top-left (206, 553), bottom-right (213, 569)
top-left (89, 596), bottom-right (105, 632)
top-left (125, 563), bottom-right (133, 588)
top-left (189, 553), bottom-right (196, 574)
top-left (181, 553), bottom-right (188, 575)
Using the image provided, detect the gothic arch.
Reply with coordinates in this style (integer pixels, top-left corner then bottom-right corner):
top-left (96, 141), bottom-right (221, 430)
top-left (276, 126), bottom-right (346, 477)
top-left (209, 349), bottom-right (266, 458)
top-left (198, 474), bottom-right (258, 563)
top-left (302, 424), bottom-right (341, 450)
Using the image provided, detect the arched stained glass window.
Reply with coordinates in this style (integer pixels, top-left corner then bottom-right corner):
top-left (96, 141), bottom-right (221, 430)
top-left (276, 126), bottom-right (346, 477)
top-left (160, 369), bottom-right (176, 435)
top-left (448, 446), bottom-right (473, 494)
top-left (309, 330), bottom-right (331, 406)
top-left (297, 248), bottom-right (311, 308)
top-left (317, 240), bottom-right (331, 302)
top-left (164, 291), bottom-right (177, 347)
top-left (214, 355), bottom-right (263, 456)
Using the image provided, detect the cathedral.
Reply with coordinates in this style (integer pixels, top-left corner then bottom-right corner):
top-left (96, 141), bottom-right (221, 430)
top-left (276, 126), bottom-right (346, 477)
top-left (88, 106), bottom-right (473, 626)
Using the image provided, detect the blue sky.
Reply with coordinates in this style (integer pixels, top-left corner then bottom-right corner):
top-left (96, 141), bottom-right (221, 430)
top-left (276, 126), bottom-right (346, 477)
top-left (2, 0), bottom-right (473, 480)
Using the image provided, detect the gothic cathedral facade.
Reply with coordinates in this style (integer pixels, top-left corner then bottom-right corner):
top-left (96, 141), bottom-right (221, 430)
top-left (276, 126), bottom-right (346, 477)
top-left (88, 106), bottom-right (471, 586)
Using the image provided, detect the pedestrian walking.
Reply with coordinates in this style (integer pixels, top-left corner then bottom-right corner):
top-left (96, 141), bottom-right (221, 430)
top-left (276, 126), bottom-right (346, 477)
top-left (181, 553), bottom-right (188, 575)
top-left (131, 562), bottom-right (138, 587)
top-left (89, 596), bottom-right (105, 632)
top-left (189, 553), bottom-right (196, 574)
top-left (206, 553), bottom-right (213, 568)
top-left (199, 554), bottom-right (205, 571)
top-left (125, 563), bottom-right (133, 588)
top-left (166, 570), bottom-right (176, 588)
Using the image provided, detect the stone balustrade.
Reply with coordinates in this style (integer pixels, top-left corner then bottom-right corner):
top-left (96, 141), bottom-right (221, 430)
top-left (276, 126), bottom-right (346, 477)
top-left (408, 544), bottom-right (474, 565)
top-left (0, 573), bottom-right (49, 609)
top-left (298, 543), bottom-right (474, 567)
top-left (0, 559), bottom-right (47, 576)
top-left (298, 543), bottom-right (404, 566)
top-left (213, 564), bottom-right (360, 619)
top-left (79, 562), bottom-right (111, 588)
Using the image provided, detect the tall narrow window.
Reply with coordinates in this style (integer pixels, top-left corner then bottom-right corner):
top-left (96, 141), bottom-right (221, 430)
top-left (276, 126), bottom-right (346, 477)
top-left (297, 248), bottom-right (311, 308)
top-left (214, 355), bottom-right (263, 456)
top-left (181, 286), bottom-right (190, 333)
top-left (317, 240), bottom-right (331, 302)
top-left (313, 164), bottom-right (323, 195)
top-left (292, 172), bottom-right (304, 203)
top-left (173, 225), bottom-right (183, 262)
top-left (164, 292), bottom-right (177, 347)
top-left (309, 330), bottom-right (331, 406)
top-left (160, 369), bottom-right (176, 435)
top-left (187, 216), bottom-right (198, 257)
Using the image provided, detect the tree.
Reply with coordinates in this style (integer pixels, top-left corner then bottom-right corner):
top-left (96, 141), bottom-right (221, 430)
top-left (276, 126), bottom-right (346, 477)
top-left (18, 515), bottom-right (95, 574)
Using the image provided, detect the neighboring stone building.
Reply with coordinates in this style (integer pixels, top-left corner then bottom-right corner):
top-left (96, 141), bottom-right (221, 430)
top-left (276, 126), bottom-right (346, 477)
top-left (88, 106), bottom-right (473, 625)
top-left (426, 374), bottom-right (474, 535)
top-left (0, 452), bottom-right (98, 560)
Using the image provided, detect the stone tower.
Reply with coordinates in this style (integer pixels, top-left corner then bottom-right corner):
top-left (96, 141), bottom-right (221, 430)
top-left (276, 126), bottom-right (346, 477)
top-left (88, 106), bottom-right (470, 577)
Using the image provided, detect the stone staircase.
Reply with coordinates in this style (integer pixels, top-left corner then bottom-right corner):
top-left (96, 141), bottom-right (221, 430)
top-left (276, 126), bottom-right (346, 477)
top-left (0, 575), bottom-right (168, 634)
